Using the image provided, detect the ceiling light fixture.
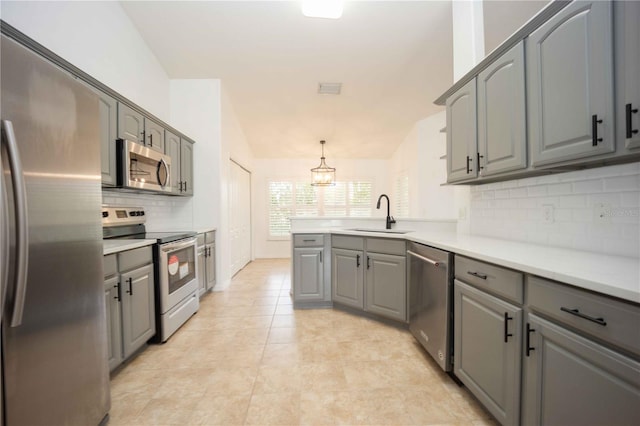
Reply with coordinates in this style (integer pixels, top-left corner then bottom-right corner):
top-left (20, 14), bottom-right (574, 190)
top-left (301, 0), bottom-right (344, 19)
top-left (311, 140), bottom-right (336, 186)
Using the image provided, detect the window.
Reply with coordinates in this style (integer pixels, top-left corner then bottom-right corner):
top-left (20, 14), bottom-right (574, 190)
top-left (395, 173), bottom-right (409, 217)
top-left (268, 179), bottom-right (373, 237)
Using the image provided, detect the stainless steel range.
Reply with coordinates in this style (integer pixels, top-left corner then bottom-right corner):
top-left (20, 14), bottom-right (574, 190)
top-left (102, 205), bottom-right (199, 342)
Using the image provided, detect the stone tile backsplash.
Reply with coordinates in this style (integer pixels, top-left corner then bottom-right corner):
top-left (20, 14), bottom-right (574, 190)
top-left (470, 162), bottom-right (640, 258)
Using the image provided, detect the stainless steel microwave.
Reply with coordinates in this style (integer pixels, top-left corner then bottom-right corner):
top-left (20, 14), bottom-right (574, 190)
top-left (117, 139), bottom-right (171, 193)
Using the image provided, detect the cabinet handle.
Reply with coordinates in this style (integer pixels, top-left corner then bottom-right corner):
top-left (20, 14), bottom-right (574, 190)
top-left (504, 312), bottom-right (513, 343)
top-left (126, 277), bottom-right (133, 296)
top-left (466, 155), bottom-right (472, 174)
top-left (356, 254), bottom-right (360, 268)
top-left (560, 307), bottom-right (607, 326)
top-left (319, 251), bottom-right (323, 263)
top-left (477, 152), bottom-right (484, 171)
top-left (149, 133), bottom-right (153, 147)
top-left (179, 181), bottom-right (184, 192)
top-left (366, 256), bottom-right (370, 269)
top-left (184, 181), bottom-right (188, 192)
top-left (303, 239), bottom-right (316, 242)
top-left (114, 282), bottom-right (121, 302)
top-left (626, 103), bottom-right (639, 138)
top-left (526, 323), bottom-right (535, 357)
top-left (592, 114), bottom-right (603, 146)
top-left (467, 271), bottom-right (487, 280)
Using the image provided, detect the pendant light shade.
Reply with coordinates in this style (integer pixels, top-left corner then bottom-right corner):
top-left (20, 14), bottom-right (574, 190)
top-left (311, 140), bottom-right (336, 186)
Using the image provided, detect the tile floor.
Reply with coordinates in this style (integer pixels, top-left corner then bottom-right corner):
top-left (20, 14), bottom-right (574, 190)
top-left (109, 258), bottom-right (496, 426)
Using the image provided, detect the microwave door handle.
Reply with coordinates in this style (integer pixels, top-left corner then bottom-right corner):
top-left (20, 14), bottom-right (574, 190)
top-left (157, 157), bottom-right (169, 187)
top-left (2, 120), bottom-right (29, 327)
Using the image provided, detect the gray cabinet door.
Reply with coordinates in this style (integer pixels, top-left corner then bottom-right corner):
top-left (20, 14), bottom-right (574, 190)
top-left (528, 1), bottom-right (614, 166)
top-left (293, 248), bottom-right (324, 301)
top-left (180, 139), bottom-right (194, 195)
top-left (165, 130), bottom-right (182, 194)
top-left (454, 280), bottom-right (522, 426)
top-left (332, 248), bottom-right (364, 309)
top-left (522, 314), bottom-right (640, 426)
top-left (197, 246), bottom-right (206, 297)
top-left (365, 252), bottom-right (406, 322)
top-left (104, 276), bottom-right (122, 372)
top-left (117, 103), bottom-right (144, 144)
top-left (144, 117), bottom-right (165, 153)
top-left (447, 78), bottom-right (477, 182)
top-left (205, 243), bottom-right (216, 290)
top-left (478, 41), bottom-right (527, 176)
top-left (120, 264), bottom-right (155, 359)
top-left (616, 0), bottom-right (640, 151)
top-left (95, 89), bottom-right (117, 186)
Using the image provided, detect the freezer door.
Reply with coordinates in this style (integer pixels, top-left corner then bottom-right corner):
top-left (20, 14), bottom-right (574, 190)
top-left (1, 34), bottom-right (110, 425)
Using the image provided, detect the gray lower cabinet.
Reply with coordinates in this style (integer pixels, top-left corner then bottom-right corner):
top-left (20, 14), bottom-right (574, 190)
top-left (120, 263), bottom-right (155, 360)
top-left (454, 280), bottom-right (522, 426)
top-left (528, 0), bottom-right (615, 167)
top-left (293, 248), bottom-right (324, 301)
top-left (332, 248), bottom-right (365, 309)
top-left (104, 275), bottom-right (122, 371)
top-left (197, 244), bottom-right (206, 297)
top-left (615, 0), bottom-right (640, 151)
top-left (196, 231), bottom-right (217, 297)
top-left (117, 103), bottom-right (144, 144)
top-left (103, 246), bottom-right (156, 371)
top-left (94, 88), bottom-right (118, 186)
top-left (365, 252), bottom-right (406, 322)
top-left (205, 242), bottom-right (216, 290)
top-left (522, 313), bottom-right (640, 426)
top-left (446, 78), bottom-right (477, 182)
top-left (477, 40), bottom-right (526, 177)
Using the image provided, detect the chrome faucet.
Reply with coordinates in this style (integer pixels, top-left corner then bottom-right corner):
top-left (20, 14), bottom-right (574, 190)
top-left (376, 194), bottom-right (396, 230)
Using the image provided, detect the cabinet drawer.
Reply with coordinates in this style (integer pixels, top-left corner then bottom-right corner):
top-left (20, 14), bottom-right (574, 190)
top-left (118, 246), bottom-right (153, 272)
top-left (196, 233), bottom-right (205, 246)
top-left (205, 231), bottom-right (215, 244)
top-left (293, 234), bottom-right (324, 247)
top-left (455, 256), bottom-right (523, 304)
top-left (527, 276), bottom-right (640, 357)
top-left (103, 254), bottom-right (117, 278)
top-left (366, 238), bottom-right (405, 256)
top-left (332, 235), bottom-right (364, 250)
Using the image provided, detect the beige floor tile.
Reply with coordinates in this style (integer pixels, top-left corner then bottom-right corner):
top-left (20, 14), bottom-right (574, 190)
top-left (261, 343), bottom-right (303, 366)
top-left (244, 392), bottom-right (301, 426)
top-left (274, 304), bottom-right (295, 315)
top-left (133, 397), bottom-right (200, 425)
top-left (253, 365), bottom-right (303, 394)
top-left (267, 326), bottom-right (300, 344)
top-left (298, 361), bottom-right (348, 391)
top-left (192, 392), bottom-right (252, 425)
top-left (270, 314), bottom-right (297, 328)
top-left (203, 366), bottom-right (258, 395)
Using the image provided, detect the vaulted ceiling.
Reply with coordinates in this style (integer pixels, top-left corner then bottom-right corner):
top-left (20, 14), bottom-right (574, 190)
top-left (121, 1), bottom-right (545, 160)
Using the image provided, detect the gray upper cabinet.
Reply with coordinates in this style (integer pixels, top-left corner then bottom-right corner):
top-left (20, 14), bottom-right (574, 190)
top-left (293, 248), bottom-right (324, 301)
top-left (447, 79), bottom-right (477, 182)
top-left (144, 117), bottom-right (165, 153)
top-left (522, 314), bottom-right (640, 426)
top-left (365, 252), bottom-right (406, 322)
top-left (454, 280), bottom-right (522, 426)
top-left (180, 139), bottom-right (194, 195)
top-left (165, 130), bottom-right (182, 194)
top-left (528, 0), bottom-right (615, 167)
top-left (94, 89), bottom-right (118, 186)
top-left (615, 0), bottom-right (640, 151)
top-left (120, 263), bottom-right (155, 359)
top-left (478, 41), bottom-right (527, 176)
top-left (332, 248), bottom-right (364, 309)
top-left (117, 103), bottom-right (144, 144)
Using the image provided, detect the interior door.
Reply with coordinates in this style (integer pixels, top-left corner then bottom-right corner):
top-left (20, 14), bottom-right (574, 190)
top-left (229, 160), bottom-right (252, 276)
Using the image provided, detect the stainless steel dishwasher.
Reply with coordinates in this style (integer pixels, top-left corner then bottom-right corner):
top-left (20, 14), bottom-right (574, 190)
top-left (407, 241), bottom-right (453, 371)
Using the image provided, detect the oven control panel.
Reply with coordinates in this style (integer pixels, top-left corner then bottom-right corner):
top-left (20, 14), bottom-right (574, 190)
top-left (102, 205), bottom-right (146, 227)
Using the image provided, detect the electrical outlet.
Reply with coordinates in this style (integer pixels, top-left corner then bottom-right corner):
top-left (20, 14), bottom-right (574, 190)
top-left (594, 203), bottom-right (611, 223)
top-left (542, 204), bottom-right (554, 224)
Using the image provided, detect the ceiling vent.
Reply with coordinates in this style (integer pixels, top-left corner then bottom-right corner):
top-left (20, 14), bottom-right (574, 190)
top-left (318, 82), bottom-right (342, 95)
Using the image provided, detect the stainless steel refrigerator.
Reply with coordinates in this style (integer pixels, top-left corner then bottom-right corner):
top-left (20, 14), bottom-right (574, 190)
top-left (1, 32), bottom-right (110, 425)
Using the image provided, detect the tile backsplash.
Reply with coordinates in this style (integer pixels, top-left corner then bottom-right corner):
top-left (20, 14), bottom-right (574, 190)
top-left (102, 190), bottom-right (194, 232)
top-left (470, 162), bottom-right (640, 258)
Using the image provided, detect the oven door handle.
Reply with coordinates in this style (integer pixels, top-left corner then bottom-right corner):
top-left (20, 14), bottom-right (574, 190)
top-left (161, 238), bottom-right (197, 253)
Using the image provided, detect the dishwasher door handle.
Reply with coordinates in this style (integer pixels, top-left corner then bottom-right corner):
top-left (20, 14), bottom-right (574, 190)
top-left (407, 250), bottom-right (445, 268)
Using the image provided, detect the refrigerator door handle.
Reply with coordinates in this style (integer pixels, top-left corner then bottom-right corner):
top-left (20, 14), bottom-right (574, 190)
top-left (1, 126), bottom-right (8, 309)
top-left (1, 120), bottom-right (29, 327)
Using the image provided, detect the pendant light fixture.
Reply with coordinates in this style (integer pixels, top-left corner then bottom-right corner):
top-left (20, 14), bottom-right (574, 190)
top-left (311, 140), bottom-right (336, 186)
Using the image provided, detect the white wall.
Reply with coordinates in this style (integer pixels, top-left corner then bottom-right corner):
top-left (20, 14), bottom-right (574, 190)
top-left (1, 0), bottom-right (171, 121)
top-left (252, 158), bottom-right (391, 259)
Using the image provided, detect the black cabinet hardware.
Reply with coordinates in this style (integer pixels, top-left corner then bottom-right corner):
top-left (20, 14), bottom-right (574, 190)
top-left (149, 133), bottom-right (153, 147)
top-left (477, 152), bottom-right (484, 170)
top-left (626, 103), bottom-right (638, 138)
top-left (319, 251), bottom-right (323, 263)
top-left (504, 312), bottom-right (514, 343)
top-left (526, 323), bottom-right (535, 357)
top-left (592, 114), bottom-right (603, 146)
top-left (467, 271), bottom-right (487, 280)
top-left (367, 256), bottom-right (371, 269)
top-left (466, 155), bottom-right (473, 174)
top-left (356, 254), bottom-right (360, 268)
top-left (184, 181), bottom-right (188, 192)
top-left (114, 282), bottom-right (121, 302)
top-left (560, 307), bottom-right (607, 326)
top-left (303, 239), bottom-right (315, 242)
top-left (126, 277), bottom-right (133, 295)
top-left (179, 181), bottom-right (184, 192)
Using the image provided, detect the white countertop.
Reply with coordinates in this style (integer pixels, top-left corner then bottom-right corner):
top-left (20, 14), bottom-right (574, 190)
top-left (195, 227), bottom-right (217, 234)
top-left (103, 239), bottom-right (156, 256)
top-left (294, 228), bottom-right (640, 304)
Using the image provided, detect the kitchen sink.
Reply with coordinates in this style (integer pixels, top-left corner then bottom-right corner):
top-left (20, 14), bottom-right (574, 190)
top-left (347, 228), bottom-right (412, 234)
